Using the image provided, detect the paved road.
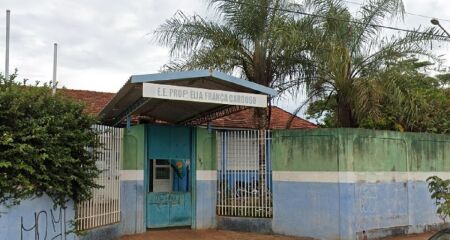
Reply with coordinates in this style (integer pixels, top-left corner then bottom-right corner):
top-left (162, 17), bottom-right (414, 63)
top-left (121, 229), bottom-right (435, 240)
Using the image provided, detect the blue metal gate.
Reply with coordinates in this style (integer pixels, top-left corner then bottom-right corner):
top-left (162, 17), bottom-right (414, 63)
top-left (146, 125), bottom-right (192, 228)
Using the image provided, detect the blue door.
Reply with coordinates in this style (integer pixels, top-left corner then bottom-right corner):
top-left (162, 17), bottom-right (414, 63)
top-left (146, 125), bottom-right (192, 228)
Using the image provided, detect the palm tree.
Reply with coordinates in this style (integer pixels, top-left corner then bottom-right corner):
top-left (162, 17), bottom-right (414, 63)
top-left (155, 0), bottom-right (316, 216)
top-left (155, 0), bottom-right (316, 129)
top-left (301, 0), bottom-right (447, 127)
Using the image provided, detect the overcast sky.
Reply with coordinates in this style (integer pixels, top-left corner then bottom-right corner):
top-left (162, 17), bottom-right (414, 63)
top-left (0, 0), bottom-right (449, 114)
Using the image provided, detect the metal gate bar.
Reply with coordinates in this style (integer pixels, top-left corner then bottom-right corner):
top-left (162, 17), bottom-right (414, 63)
top-left (76, 125), bottom-right (122, 230)
top-left (216, 130), bottom-right (272, 218)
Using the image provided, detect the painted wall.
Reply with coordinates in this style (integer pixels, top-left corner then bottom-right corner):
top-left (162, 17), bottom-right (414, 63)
top-left (120, 124), bottom-right (146, 235)
top-left (0, 195), bottom-right (76, 240)
top-left (195, 127), bottom-right (217, 229)
top-left (272, 129), bottom-right (450, 239)
top-left (117, 126), bottom-right (450, 239)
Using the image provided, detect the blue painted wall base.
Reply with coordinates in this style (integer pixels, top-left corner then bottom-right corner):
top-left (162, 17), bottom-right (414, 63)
top-left (120, 179), bottom-right (145, 235)
top-left (272, 180), bottom-right (445, 239)
top-left (196, 180), bottom-right (217, 229)
top-left (0, 195), bottom-right (77, 240)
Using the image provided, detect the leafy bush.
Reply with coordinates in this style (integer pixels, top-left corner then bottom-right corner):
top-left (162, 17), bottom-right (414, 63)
top-left (0, 73), bottom-right (101, 208)
top-left (308, 59), bottom-right (450, 134)
top-left (427, 176), bottom-right (450, 223)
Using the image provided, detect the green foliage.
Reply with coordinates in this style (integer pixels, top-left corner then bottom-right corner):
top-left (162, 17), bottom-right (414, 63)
top-left (156, 0), bottom-right (449, 132)
top-left (301, 0), bottom-right (448, 128)
top-left (427, 176), bottom-right (450, 223)
top-left (306, 95), bottom-right (337, 128)
top-left (155, 0), bottom-right (318, 128)
top-left (0, 73), bottom-right (101, 208)
top-left (359, 60), bottom-right (449, 133)
top-left (307, 59), bottom-right (450, 133)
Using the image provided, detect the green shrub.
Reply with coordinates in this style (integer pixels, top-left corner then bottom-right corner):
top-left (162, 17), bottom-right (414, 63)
top-left (427, 176), bottom-right (450, 223)
top-left (0, 73), bottom-right (101, 208)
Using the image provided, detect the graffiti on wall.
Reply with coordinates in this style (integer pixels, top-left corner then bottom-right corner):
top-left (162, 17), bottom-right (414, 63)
top-left (20, 207), bottom-right (68, 240)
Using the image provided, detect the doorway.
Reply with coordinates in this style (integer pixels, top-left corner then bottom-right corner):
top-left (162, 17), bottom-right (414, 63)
top-left (146, 125), bottom-right (193, 229)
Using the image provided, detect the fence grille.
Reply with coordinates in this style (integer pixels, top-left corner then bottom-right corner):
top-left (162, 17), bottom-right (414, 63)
top-left (76, 125), bottom-right (122, 231)
top-left (216, 130), bottom-right (272, 218)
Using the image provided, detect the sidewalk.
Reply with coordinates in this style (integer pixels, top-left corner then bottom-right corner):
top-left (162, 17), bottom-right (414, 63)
top-left (121, 229), bottom-right (435, 240)
top-left (121, 229), bottom-right (314, 240)
top-left (381, 232), bottom-right (434, 240)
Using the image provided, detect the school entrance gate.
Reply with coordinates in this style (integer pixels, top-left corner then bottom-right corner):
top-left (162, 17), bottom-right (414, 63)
top-left (146, 125), bottom-right (193, 228)
top-left (99, 70), bottom-right (277, 231)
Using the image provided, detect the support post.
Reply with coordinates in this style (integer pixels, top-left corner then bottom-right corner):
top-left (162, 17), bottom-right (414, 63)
top-left (126, 116), bottom-right (131, 128)
top-left (52, 43), bottom-right (58, 96)
top-left (5, 10), bottom-right (10, 81)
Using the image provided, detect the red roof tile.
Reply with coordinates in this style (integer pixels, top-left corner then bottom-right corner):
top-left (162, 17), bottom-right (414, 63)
top-left (209, 106), bottom-right (317, 129)
top-left (59, 89), bottom-right (317, 129)
top-left (59, 89), bottom-right (114, 116)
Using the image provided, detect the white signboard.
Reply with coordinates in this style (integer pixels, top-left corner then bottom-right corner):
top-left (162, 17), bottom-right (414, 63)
top-left (143, 83), bottom-right (267, 108)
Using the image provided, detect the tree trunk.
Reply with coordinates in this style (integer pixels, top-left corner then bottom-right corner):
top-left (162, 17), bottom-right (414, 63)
top-left (336, 94), bottom-right (356, 127)
top-left (253, 107), bottom-right (269, 216)
top-left (251, 50), bottom-right (271, 215)
top-left (254, 107), bottom-right (268, 129)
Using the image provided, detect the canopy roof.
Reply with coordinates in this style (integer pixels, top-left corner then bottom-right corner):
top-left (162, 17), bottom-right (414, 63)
top-left (99, 70), bottom-right (277, 126)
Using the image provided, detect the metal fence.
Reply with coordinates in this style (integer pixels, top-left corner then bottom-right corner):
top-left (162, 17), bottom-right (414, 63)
top-left (216, 130), bottom-right (272, 218)
top-left (76, 125), bottom-right (122, 231)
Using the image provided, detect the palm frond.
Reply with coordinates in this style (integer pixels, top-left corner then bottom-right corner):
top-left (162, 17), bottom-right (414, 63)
top-left (351, 0), bottom-right (405, 54)
top-left (352, 27), bottom-right (448, 78)
top-left (162, 45), bottom-right (243, 74)
top-left (303, 0), bottom-right (346, 16)
top-left (155, 11), bottom-right (247, 57)
top-left (209, 0), bottom-right (289, 41)
top-left (353, 76), bottom-right (384, 120)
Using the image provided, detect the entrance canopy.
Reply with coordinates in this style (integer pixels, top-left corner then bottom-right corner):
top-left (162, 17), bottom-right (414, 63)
top-left (99, 70), bottom-right (277, 126)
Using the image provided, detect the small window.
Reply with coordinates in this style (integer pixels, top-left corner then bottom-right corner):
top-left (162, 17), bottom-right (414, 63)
top-left (155, 167), bottom-right (170, 179)
top-left (149, 159), bottom-right (190, 193)
top-left (156, 160), bottom-right (169, 165)
top-left (150, 159), bottom-right (174, 193)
